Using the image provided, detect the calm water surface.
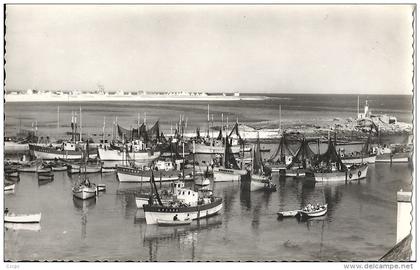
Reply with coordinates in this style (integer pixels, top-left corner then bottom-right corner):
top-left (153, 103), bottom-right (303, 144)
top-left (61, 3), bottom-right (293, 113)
top-left (4, 95), bottom-right (413, 261)
top-left (4, 162), bottom-right (412, 261)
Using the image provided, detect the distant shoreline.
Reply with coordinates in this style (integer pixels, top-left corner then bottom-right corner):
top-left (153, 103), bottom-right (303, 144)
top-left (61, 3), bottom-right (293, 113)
top-left (5, 94), bottom-right (269, 102)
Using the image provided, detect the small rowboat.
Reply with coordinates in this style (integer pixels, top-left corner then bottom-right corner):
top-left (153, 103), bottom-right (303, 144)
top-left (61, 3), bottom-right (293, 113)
top-left (277, 210), bottom-right (299, 218)
top-left (157, 219), bottom-right (192, 226)
top-left (298, 204), bottom-right (328, 218)
top-left (4, 184), bottom-right (15, 191)
top-left (5, 212), bottom-right (42, 223)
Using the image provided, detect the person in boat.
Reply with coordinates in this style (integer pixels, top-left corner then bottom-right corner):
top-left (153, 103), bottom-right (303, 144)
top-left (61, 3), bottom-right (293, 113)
top-left (84, 178), bottom-right (91, 187)
top-left (173, 214), bottom-right (179, 221)
top-left (185, 214), bottom-right (190, 221)
top-left (4, 208), bottom-right (9, 215)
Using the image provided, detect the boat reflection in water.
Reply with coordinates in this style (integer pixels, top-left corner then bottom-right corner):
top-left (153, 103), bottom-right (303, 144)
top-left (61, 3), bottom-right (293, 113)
top-left (5, 223), bottom-right (41, 232)
top-left (142, 216), bottom-right (223, 261)
top-left (73, 197), bottom-right (96, 240)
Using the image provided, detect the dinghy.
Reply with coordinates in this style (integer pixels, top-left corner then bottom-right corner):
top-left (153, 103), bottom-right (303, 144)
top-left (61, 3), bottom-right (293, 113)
top-left (4, 184), bottom-right (15, 191)
top-left (298, 204), bottom-right (328, 218)
top-left (157, 219), bottom-right (192, 226)
top-left (4, 211), bottom-right (41, 223)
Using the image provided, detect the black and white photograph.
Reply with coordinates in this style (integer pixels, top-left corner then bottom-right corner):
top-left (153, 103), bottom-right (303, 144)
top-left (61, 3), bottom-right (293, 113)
top-left (2, 3), bottom-right (416, 265)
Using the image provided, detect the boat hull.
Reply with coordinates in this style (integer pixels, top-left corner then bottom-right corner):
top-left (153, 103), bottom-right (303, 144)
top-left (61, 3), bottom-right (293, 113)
top-left (143, 198), bottom-right (223, 225)
top-left (213, 168), bottom-right (246, 182)
top-left (194, 144), bottom-right (249, 154)
top-left (341, 154), bottom-right (376, 165)
top-left (314, 165), bottom-right (368, 182)
top-left (376, 153), bottom-right (410, 163)
top-left (5, 213), bottom-right (42, 223)
top-left (117, 166), bottom-right (192, 183)
top-left (73, 187), bottom-right (97, 200)
top-left (299, 205), bottom-right (328, 218)
top-left (157, 219), bottom-right (192, 226)
top-left (67, 164), bottom-right (102, 174)
top-left (4, 184), bottom-right (15, 191)
top-left (30, 144), bottom-right (97, 160)
top-left (98, 148), bottom-right (160, 163)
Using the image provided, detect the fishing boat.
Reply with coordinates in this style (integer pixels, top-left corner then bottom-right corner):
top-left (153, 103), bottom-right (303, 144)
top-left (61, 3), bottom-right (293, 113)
top-left (376, 152), bottom-right (410, 163)
top-left (311, 137), bottom-right (369, 182)
top-left (29, 142), bottom-right (97, 160)
top-left (45, 160), bottom-right (68, 171)
top-left (4, 184), bottom-right (15, 191)
top-left (117, 159), bottom-right (193, 183)
top-left (266, 134), bottom-right (295, 172)
top-left (298, 203), bottom-right (328, 218)
top-left (157, 219), bottom-right (192, 226)
top-left (4, 209), bottom-right (41, 223)
top-left (313, 163), bottom-right (368, 182)
top-left (67, 162), bottom-right (102, 174)
top-left (72, 171), bottom-right (105, 200)
top-left (98, 140), bottom-right (161, 164)
top-left (17, 160), bottom-right (52, 173)
top-left (194, 123), bottom-right (250, 154)
top-left (213, 135), bottom-right (247, 182)
top-left (143, 173), bottom-right (223, 225)
top-left (284, 137), bottom-right (317, 177)
top-left (339, 133), bottom-right (376, 165)
top-left (249, 134), bottom-right (276, 192)
top-left (375, 144), bottom-right (412, 163)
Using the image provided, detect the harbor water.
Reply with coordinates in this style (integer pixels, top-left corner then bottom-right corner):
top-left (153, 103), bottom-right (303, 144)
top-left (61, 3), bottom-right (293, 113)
top-left (4, 94), bottom-right (413, 261)
top-left (4, 163), bottom-right (412, 261)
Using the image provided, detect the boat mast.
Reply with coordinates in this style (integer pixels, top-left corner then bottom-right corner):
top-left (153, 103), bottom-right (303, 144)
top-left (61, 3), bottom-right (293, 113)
top-left (221, 113), bottom-right (224, 138)
top-left (115, 116), bottom-right (118, 141)
top-left (192, 140), bottom-right (196, 181)
top-left (57, 105), bottom-right (60, 135)
top-left (182, 141), bottom-right (185, 180)
top-left (102, 116), bottom-right (106, 144)
top-left (79, 106), bottom-right (82, 142)
top-left (357, 96), bottom-right (360, 117)
top-left (279, 104), bottom-right (282, 135)
top-left (207, 104), bottom-right (210, 138)
top-left (211, 114), bottom-right (214, 141)
top-left (138, 112), bottom-right (140, 139)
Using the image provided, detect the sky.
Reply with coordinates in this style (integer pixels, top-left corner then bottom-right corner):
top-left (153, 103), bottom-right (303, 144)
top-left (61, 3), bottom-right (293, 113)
top-left (5, 4), bottom-right (414, 94)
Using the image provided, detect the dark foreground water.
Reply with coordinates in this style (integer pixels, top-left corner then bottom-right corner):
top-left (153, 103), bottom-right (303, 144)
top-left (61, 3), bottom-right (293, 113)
top-left (4, 162), bottom-right (412, 261)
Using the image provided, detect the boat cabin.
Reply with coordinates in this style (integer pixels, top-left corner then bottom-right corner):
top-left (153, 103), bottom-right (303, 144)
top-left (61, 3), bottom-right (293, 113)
top-left (175, 188), bottom-right (198, 206)
top-left (63, 142), bottom-right (77, 151)
top-left (155, 160), bottom-right (175, 171)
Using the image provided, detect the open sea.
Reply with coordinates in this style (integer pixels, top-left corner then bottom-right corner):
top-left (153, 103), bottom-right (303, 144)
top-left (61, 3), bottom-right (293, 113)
top-left (4, 94), bottom-right (414, 261)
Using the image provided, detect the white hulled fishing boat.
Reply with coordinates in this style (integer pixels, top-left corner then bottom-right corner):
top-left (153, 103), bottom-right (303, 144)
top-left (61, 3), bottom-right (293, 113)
top-left (29, 142), bottom-right (97, 160)
top-left (143, 173), bottom-right (223, 225)
top-left (339, 133), bottom-right (376, 165)
top-left (311, 137), bottom-right (369, 182)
